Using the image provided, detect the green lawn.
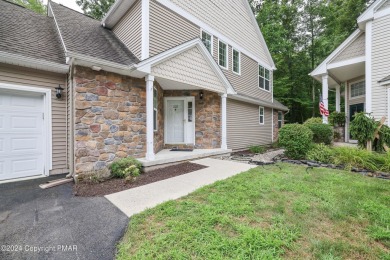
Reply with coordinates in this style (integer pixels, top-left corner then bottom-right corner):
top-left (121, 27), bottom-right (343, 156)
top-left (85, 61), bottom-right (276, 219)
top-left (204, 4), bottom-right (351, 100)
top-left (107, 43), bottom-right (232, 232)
top-left (117, 164), bottom-right (390, 260)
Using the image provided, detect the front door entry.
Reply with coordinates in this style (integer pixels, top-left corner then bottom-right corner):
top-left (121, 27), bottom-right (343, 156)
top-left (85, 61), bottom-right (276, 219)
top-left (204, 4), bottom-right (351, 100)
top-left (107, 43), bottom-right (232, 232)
top-left (165, 97), bottom-right (195, 144)
top-left (349, 103), bottom-right (365, 139)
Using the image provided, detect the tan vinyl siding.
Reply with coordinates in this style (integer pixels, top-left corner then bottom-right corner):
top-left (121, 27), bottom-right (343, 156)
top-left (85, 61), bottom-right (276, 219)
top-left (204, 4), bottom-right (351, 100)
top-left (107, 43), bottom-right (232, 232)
top-left (0, 63), bottom-right (68, 174)
top-left (150, 0), bottom-right (199, 57)
top-left (227, 99), bottom-right (272, 150)
top-left (331, 33), bottom-right (365, 63)
top-left (378, 0), bottom-right (390, 12)
top-left (213, 39), bottom-right (272, 101)
top-left (167, 0), bottom-right (269, 64)
top-left (113, 0), bottom-right (142, 60)
top-left (372, 15), bottom-right (390, 123)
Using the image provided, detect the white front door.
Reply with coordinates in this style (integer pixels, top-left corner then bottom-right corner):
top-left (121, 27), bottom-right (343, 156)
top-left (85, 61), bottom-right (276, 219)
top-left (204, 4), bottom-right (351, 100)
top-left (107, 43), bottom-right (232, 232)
top-left (0, 91), bottom-right (45, 180)
top-left (165, 97), bottom-right (195, 144)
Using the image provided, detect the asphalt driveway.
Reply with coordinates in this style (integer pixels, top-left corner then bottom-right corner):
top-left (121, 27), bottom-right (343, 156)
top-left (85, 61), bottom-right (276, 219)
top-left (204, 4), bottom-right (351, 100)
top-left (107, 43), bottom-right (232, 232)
top-left (0, 175), bottom-right (128, 260)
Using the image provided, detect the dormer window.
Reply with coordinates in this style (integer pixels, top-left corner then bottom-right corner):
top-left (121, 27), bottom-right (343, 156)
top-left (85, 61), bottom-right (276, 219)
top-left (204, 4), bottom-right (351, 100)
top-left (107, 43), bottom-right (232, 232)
top-left (201, 30), bottom-right (212, 54)
top-left (218, 40), bottom-right (228, 69)
top-left (259, 65), bottom-right (270, 91)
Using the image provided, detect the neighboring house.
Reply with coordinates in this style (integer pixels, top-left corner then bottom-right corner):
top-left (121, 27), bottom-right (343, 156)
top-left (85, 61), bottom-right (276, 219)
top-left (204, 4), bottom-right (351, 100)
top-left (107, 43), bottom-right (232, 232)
top-left (0, 0), bottom-right (287, 181)
top-left (311, 0), bottom-right (390, 142)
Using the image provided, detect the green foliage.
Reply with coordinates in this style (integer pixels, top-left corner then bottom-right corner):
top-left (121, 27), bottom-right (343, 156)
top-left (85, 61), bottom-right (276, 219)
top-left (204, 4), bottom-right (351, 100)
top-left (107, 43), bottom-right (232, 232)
top-left (304, 117), bottom-right (323, 126)
top-left (349, 113), bottom-right (377, 148)
top-left (329, 112), bottom-right (346, 126)
top-left (279, 124), bottom-right (313, 159)
top-left (332, 147), bottom-right (380, 172)
top-left (249, 145), bottom-right (266, 154)
top-left (76, 0), bottom-right (115, 20)
top-left (307, 123), bottom-right (333, 145)
top-left (109, 157), bottom-right (142, 179)
top-left (307, 144), bottom-right (334, 164)
top-left (374, 124), bottom-right (390, 153)
top-left (11, 0), bottom-right (46, 14)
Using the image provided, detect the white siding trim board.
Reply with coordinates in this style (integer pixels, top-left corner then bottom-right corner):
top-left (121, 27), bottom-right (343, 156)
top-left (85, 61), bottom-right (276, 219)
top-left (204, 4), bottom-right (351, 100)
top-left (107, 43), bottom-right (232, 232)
top-left (141, 0), bottom-right (150, 60)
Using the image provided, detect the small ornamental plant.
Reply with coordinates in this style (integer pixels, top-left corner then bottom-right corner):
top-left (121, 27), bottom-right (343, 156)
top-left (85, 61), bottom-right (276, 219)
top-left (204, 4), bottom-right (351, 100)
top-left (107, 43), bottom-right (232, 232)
top-left (109, 157), bottom-right (142, 182)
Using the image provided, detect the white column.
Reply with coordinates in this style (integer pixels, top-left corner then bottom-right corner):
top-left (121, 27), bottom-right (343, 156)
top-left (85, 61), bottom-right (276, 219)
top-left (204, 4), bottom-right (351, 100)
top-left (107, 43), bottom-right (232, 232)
top-left (365, 21), bottom-right (372, 113)
top-left (344, 82), bottom-right (349, 142)
top-left (221, 94), bottom-right (227, 149)
top-left (336, 85), bottom-right (341, 112)
top-left (322, 74), bottom-right (329, 124)
top-left (145, 75), bottom-right (155, 160)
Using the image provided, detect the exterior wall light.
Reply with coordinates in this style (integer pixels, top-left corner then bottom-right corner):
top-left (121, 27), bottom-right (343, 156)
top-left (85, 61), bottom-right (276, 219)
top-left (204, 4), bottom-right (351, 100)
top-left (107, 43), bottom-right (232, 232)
top-left (200, 91), bottom-right (204, 100)
top-left (55, 85), bottom-right (64, 99)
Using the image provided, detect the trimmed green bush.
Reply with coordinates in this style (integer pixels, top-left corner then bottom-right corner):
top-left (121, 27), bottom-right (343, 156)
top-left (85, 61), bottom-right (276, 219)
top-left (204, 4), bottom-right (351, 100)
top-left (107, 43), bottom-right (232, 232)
top-left (279, 124), bottom-right (313, 159)
top-left (109, 157), bottom-right (142, 180)
top-left (303, 117), bottom-right (323, 126)
top-left (307, 123), bottom-right (333, 145)
top-left (329, 112), bottom-right (346, 127)
top-left (306, 144), bottom-right (334, 164)
top-left (249, 145), bottom-right (266, 154)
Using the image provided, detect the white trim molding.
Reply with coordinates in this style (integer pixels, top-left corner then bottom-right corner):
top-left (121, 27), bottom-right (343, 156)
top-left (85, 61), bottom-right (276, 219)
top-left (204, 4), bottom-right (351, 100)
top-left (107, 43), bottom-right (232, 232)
top-left (327, 56), bottom-right (366, 70)
top-left (0, 51), bottom-right (69, 74)
top-left (141, 0), bottom-right (150, 60)
top-left (200, 29), bottom-right (213, 56)
top-left (259, 106), bottom-right (265, 125)
top-left (322, 74), bottom-right (329, 124)
top-left (388, 88), bottom-right (390, 126)
top-left (0, 83), bottom-right (53, 177)
top-left (358, 0), bottom-right (388, 28)
top-left (232, 48), bottom-right (241, 75)
top-left (365, 21), bottom-right (373, 114)
top-left (221, 94), bottom-right (227, 149)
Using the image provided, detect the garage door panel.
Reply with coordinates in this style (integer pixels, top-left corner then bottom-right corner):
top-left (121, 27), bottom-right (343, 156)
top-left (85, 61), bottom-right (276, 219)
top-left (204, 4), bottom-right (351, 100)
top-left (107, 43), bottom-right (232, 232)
top-left (0, 90), bottom-right (45, 180)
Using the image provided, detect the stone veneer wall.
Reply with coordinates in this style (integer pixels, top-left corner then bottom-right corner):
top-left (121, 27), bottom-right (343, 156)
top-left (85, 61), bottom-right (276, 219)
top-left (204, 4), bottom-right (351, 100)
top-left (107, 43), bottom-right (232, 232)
top-left (154, 82), bottom-right (164, 153)
top-left (163, 90), bottom-right (221, 149)
top-left (73, 66), bottom-right (147, 173)
top-left (273, 110), bottom-right (284, 141)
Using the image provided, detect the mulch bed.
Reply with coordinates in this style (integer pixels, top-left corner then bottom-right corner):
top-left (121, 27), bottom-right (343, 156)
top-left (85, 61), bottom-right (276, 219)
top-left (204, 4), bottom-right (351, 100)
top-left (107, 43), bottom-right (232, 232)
top-left (73, 162), bottom-right (208, 197)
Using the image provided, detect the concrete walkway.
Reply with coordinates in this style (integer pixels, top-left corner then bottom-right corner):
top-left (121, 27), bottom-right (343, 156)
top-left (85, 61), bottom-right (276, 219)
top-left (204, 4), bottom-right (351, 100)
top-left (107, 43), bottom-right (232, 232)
top-left (105, 158), bottom-right (256, 217)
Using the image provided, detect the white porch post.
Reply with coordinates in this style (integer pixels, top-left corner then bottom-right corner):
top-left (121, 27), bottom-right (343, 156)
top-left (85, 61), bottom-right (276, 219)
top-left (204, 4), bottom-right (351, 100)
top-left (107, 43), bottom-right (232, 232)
top-left (335, 85), bottom-right (341, 112)
top-left (145, 75), bottom-right (155, 160)
top-left (221, 94), bottom-right (227, 149)
top-left (322, 74), bottom-right (329, 124)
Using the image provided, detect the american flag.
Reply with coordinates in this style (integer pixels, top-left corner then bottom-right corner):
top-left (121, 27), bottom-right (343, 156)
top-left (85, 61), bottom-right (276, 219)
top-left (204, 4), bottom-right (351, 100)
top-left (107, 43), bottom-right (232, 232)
top-left (319, 94), bottom-right (329, 116)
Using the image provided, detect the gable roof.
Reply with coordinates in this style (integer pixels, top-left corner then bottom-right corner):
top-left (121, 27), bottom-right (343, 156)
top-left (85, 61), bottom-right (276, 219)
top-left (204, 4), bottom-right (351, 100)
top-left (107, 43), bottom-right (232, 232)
top-left (0, 0), bottom-right (65, 65)
top-left (49, 2), bottom-right (138, 66)
top-left (357, 0), bottom-right (390, 28)
top-left (102, 0), bottom-right (276, 70)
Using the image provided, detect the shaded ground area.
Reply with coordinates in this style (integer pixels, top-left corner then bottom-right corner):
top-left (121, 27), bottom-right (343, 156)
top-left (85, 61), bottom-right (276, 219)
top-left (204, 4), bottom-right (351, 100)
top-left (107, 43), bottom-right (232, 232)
top-left (74, 162), bottom-right (207, 197)
top-left (117, 163), bottom-right (389, 259)
top-left (0, 175), bottom-right (128, 260)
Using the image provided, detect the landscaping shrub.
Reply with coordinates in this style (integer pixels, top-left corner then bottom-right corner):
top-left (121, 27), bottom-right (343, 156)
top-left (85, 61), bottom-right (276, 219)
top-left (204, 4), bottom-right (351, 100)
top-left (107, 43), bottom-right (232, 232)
top-left (307, 123), bottom-right (333, 145)
top-left (329, 112), bottom-right (346, 126)
top-left (332, 147), bottom-right (381, 172)
top-left (303, 117), bottom-right (323, 126)
top-left (109, 157), bottom-right (142, 182)
top-left (279, 124), bottom-right (313, 159)
top-left (374, 124), bottom-right (390, 153)
top-left (350, 112), bottom-right (377, 148)
top-left (249, 145), bottom-right (266, 154)
top-left (306, 144), bottom-right (334, 164)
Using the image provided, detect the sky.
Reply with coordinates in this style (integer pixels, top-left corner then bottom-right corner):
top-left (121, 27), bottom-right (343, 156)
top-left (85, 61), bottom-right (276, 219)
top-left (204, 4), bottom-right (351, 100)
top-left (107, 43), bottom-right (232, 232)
top-left (43, 0), bottom-right (83, 13)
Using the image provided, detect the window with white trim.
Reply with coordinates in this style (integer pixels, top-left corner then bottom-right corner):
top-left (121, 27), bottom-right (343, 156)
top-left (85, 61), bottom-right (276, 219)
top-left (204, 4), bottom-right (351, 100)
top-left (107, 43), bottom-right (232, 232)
top-left (259, 65), bottom-right (270, 91)
top-left (278, 111), bottom-right (283, 128)
top-left (153, 86), bottom-right (158, 131)
top-left (350, 81), bottom-right (365, 98)
top-left (218, 40), bottom-right (228, 69)
top-left (201, 30), bottom-right (212, 53)
top-left (259, 106), bottom-right (265, 124)
top-left (232, 48), bottom-right (240, 74)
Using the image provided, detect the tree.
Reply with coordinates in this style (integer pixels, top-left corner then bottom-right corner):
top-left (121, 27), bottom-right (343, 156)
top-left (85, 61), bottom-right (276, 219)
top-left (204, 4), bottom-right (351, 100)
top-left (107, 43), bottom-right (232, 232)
top-left (76, 0), bottom-right (115, 20)
top-left (11, 0), bottom-right (46, 14)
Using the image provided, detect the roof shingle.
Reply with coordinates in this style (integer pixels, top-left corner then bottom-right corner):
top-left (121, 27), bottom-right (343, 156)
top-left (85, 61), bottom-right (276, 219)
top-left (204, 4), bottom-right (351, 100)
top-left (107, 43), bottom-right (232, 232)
top-left (50, 2), bottom-right (138, 66)
top-left (0, 0), bottom-right (65, 64)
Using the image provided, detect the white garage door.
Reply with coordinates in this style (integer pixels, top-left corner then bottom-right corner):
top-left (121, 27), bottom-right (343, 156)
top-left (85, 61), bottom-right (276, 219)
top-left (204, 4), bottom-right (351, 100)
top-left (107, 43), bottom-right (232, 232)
top-left (0, 91), bottom-right (45, 181)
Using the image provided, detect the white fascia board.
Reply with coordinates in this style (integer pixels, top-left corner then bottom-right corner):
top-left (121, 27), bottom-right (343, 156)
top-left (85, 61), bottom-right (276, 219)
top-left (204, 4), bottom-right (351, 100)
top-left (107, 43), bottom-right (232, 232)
top-left (379, 79), bottom-right (390, 86)
top-left (156, 0), bottom-right (274, 71)
top-left (374, 7), bottom-right (390, 20)
top-left (228, 94), bottom-right (288, 111)
top-left (310, 30), bottom-right (362, 77)
top-left (141, 0), bottom-right (150, 60)
top-left (358, 0), bottom-right (386, 27)
top-left (327, 56), bottom-right (366, 70)
top-left (102, 0), bottom-right (137, 28)
top-left (0, 51), bottom-right (69, 74)
top-left (135, 38), bottom-right (236, 94)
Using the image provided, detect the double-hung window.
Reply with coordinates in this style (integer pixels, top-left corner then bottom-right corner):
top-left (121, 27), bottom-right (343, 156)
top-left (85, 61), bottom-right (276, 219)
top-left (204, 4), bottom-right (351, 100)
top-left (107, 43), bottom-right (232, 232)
top-left (153, 87), bottom-right (158, 131)
top-left (350, 81), bottom-right (365, 98)
top-left (232, 49), bottom-right (240, 74)
top-left (259, 65), bottom-right (270, 91)
top-left (278, 111), bottom-right (283, 128)
top-left (218, 40), bottom-right (228, 69)
top-left (201, 31), bottom-right (212, 54)
top-left (259, 106), bottom-right (265, 125)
